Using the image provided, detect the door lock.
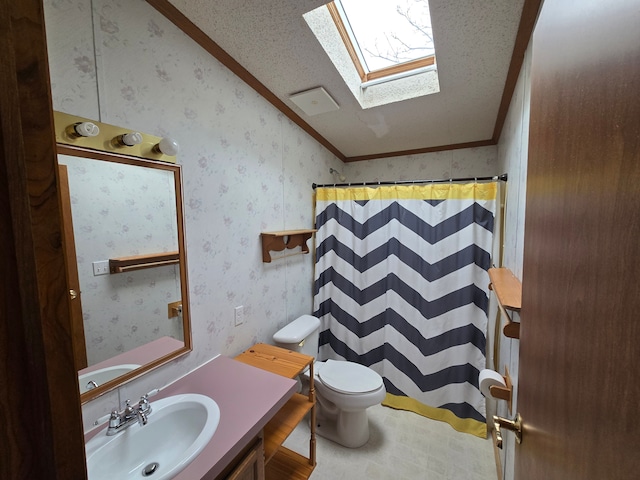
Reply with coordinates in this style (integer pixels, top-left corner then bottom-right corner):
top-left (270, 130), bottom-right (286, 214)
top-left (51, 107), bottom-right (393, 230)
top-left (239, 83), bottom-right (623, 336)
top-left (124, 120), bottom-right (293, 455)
top-left (493, 413), bottom-right (523, 449)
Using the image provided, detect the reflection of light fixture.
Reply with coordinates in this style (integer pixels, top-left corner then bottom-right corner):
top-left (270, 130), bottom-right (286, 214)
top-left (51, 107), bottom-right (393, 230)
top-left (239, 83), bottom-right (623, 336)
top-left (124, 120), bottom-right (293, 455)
top-left (330, 167), bottom-right (346, 182)
top-left (154, 137), bottom-right (180, 156)
top-left (70, 121), bottom-right (100, 137)
top-left (114, 132), bottom-right (143, 147)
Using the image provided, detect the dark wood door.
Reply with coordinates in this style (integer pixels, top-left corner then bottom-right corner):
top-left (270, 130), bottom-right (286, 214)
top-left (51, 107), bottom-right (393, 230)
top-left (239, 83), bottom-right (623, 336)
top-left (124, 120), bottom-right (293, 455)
top-left (517, 0), bottom-right (640, 478)
top-left (58, 164), bottom-right (88, 370)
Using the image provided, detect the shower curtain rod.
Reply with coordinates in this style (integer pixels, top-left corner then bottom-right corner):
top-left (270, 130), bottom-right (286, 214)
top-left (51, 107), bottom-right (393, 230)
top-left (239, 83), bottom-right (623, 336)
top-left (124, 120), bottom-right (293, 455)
top-left (312, 173), bottom-right (507, 189)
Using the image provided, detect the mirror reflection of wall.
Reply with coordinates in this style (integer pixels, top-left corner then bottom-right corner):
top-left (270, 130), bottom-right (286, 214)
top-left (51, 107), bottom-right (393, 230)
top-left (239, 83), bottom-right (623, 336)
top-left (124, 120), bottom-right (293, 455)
top-left (58, 154), bottom-right (183, 367)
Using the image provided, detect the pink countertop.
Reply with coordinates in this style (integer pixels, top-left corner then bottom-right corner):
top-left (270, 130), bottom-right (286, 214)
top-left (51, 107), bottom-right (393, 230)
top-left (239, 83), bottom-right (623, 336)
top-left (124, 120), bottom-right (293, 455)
top-left (86, 355), bottom-right (297, 480)
top-left (78, 336), bottom-right (184, 376)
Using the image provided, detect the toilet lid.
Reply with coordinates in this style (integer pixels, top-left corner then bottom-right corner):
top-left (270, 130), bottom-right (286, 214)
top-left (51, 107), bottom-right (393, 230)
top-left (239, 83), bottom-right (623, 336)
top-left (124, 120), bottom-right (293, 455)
top-left (318, 359), bottom-right (383, 394)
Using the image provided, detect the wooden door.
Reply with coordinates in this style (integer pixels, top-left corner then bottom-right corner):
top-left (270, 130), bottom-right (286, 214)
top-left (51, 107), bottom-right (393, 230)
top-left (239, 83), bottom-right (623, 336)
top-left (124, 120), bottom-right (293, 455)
top-left (516, 0), bottom-right (640, 478)
top-left (58, 164), bottom-right (88, 370)
top-left (0, 0), bottom-right (86, 478)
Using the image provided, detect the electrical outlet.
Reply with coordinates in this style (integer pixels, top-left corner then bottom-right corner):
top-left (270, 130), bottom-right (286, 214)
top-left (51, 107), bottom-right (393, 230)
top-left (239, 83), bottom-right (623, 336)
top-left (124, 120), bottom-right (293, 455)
top-left (234, 306), bottom-right (244, 326)
top-left (92, 260), bottom-right (110, 276)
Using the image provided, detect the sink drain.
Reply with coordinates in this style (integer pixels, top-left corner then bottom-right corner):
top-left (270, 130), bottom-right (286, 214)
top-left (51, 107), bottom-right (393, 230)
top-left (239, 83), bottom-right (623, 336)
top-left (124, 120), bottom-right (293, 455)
top-left (142, 462), bottom-right (160, 477)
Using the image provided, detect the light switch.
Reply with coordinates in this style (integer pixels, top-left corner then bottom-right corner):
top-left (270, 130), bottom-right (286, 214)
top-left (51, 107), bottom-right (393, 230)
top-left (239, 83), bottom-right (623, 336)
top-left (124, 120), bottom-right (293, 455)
top-left (234, 306), bottom-right (244, 326)
top-left (92, 260), bottom-right (110, 276)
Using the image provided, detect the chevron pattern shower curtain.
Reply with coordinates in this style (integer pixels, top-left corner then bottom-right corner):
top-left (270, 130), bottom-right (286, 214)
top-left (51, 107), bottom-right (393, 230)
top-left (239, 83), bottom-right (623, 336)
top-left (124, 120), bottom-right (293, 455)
top-left (313, 183), bottom-right (497, 438)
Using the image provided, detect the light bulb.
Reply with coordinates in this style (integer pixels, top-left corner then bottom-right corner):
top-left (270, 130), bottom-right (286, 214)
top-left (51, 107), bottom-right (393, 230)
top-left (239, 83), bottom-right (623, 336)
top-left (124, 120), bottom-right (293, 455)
top-left (73, 122), bottom-right (100, 137)
top-left (119, 132), bottom-right (143, 146)
top-left (156, 137), bottom-right (180, 156)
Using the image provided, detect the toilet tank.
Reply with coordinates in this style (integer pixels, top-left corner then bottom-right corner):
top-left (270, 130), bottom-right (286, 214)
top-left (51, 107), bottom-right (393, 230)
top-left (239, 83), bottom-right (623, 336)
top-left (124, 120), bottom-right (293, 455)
top-left (273, 315), bottom-right (321, 359)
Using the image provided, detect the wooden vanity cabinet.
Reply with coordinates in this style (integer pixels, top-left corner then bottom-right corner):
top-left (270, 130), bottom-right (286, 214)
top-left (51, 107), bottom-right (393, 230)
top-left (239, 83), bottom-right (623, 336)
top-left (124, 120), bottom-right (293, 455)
top-left (223, 436), bottom-right (266, 480)
top-left (235, 344), bottom-right (316, 480)
top-left (215, 435), bottom-right (265, 480)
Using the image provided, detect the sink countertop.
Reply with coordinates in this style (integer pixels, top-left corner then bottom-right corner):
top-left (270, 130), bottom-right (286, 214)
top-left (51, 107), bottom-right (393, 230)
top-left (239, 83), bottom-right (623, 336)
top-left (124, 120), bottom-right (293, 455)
top-left (86, 355), bottom-right (297, 480)
top-left (163, 355), bottom-right (296, 479)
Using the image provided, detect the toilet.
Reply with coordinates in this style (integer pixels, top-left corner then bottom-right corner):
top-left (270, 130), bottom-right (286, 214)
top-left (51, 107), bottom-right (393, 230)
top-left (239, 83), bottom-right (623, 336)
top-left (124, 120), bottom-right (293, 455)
top-left (273, 315), bottom-right (386, 448)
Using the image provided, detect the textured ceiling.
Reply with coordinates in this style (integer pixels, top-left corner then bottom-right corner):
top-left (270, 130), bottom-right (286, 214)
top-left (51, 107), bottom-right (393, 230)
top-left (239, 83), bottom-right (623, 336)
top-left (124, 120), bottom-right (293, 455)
top-left (167, 0), bottom-right (526, 159)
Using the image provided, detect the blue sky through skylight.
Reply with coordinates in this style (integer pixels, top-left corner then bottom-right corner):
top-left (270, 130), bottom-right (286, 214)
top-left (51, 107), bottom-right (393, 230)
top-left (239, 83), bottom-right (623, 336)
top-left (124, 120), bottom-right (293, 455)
top-left (337, 0), bottom-right (435, 72)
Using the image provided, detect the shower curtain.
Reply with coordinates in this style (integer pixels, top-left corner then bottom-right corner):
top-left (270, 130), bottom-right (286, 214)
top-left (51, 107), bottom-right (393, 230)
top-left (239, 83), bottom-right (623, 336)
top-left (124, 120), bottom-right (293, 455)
top-left (313, 183), bottom-right (497, 438)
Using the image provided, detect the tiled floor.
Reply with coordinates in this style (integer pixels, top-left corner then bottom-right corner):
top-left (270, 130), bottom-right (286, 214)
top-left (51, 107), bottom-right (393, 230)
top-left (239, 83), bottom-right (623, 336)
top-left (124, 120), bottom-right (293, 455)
top-left (283, 404), bottom-right (497, 480)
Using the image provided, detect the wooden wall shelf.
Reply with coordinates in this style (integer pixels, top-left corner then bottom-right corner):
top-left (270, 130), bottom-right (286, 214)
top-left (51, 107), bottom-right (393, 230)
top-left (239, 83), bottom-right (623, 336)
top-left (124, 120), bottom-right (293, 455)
top-left (235, 343), bottom-right (316, 480)
top-left (260, 229), bottom-right (316, 263)
top-left (488, 267), bottom-right (522, 339)
top-left (109, 251), bottom-right (179, 273)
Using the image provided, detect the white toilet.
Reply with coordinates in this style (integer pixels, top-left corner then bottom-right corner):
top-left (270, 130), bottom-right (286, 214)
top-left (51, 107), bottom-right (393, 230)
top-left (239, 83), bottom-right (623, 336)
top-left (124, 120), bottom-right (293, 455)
top-left (273, 314), bottom-right (386, 448)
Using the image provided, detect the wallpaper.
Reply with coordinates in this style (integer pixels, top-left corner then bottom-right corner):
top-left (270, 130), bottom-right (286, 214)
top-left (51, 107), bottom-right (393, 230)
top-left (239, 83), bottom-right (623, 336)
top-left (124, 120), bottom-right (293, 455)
top-left (43, 0), bottom-right (498, 424)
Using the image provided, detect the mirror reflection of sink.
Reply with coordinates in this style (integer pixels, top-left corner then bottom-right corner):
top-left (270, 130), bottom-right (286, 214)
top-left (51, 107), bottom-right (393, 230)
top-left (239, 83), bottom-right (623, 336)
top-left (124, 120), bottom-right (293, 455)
top-left (78, 364), bottom-right (141, 394)
top-left (85, 393), bottom-right (220, 480)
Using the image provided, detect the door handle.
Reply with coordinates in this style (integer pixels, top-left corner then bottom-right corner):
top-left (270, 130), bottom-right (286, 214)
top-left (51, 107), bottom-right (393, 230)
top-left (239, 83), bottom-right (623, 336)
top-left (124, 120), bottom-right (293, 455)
top-left (493, 413), bottom-right (523, 449)
top-left (69, 289), bottom-right (78, 300)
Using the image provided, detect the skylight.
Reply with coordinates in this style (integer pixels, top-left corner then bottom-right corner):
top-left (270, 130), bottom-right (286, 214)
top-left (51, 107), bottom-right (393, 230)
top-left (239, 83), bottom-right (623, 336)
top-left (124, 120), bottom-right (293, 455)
top-left (330, 0), bottom-right (436, 82)
top-left (302, 1), bottom-right (441, 109)
top-left (337, 0), bottom-right (435, 71)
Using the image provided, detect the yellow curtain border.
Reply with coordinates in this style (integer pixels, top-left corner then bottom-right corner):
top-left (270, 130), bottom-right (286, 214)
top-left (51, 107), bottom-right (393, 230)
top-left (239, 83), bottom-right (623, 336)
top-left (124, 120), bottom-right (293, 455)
top-left (382, 393), bottom-right (487, 439)
top-left (316, 182), bottom-right (497, 202)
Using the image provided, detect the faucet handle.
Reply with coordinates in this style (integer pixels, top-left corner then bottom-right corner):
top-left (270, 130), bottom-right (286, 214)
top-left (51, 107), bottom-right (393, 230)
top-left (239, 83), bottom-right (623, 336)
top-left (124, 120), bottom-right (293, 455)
top-left (93, 409), bottom-right (117, 427)
top-left (108, 409), bottom-right (120, 428)
top-left (138, 388), bottom-right (159, 414)
top-left (143, 388), bottom-right (160, 399)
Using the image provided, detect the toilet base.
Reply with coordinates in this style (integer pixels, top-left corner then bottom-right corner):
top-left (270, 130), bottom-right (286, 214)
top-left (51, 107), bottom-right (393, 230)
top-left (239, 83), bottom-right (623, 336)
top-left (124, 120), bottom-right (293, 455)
top-left (314, 403), bottom-right (370, 448)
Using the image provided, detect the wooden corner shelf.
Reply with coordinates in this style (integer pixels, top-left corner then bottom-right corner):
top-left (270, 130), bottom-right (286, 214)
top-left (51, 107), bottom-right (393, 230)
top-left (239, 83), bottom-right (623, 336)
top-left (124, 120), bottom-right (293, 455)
top-left (488, 267), bottom-right (522, 339)
top-left (235, 343), bottom-right (316, 480)
top-left (109, 251), bottom-right (179, 273)
top-left (260, 229), bottom-right (316, 263)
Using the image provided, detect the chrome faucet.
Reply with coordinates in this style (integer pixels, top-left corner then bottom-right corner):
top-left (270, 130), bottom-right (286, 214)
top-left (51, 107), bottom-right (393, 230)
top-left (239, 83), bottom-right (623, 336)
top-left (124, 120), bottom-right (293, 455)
top-left (105, 394), bottom-right (153, 436)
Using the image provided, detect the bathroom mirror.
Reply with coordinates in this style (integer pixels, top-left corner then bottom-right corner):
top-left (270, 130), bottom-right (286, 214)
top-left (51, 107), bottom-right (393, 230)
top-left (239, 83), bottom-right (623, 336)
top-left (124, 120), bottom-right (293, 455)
top-left (57, 144), bottom-right (192, 403)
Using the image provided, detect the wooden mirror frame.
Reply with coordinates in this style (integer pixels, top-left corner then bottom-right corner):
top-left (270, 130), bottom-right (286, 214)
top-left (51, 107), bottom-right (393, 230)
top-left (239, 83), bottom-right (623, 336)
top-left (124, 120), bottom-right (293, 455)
top-left (57, 143), bottom-right (192, 404)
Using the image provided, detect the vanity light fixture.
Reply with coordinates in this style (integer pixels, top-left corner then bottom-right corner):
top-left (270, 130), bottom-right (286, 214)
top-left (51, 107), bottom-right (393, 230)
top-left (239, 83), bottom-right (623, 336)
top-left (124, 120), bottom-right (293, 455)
top-left (69, 121), bottom-right (100, 138)
top-left (114, 132), bottom-right (143, 147)
top-left (154, 137), bottom-right (180, 156)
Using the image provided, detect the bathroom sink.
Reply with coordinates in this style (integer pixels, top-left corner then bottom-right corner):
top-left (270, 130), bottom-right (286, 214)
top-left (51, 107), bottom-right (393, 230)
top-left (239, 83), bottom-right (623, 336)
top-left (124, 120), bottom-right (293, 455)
top-left (85, 393), bottom-right (220, 480)
top-left (78, 364), bottom-right (140, 394)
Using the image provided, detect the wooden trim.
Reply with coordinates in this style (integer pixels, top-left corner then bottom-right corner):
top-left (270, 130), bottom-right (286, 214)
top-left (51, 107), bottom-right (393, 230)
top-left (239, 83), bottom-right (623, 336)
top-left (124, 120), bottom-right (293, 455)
top-left (492, 0), bottom-right (543, 143)
top-left (344, 139), bottom-right (496, 162)
top-left (365, 55), bottom-right (436, 82)
top-left (0, 0), bottom-right (86, 477)
top-left (327, 2), bottom-right (366, 82)
top-left (145, 0), bottom-right (345, 162)
top-left (57, 143), bottom-right (179, 171)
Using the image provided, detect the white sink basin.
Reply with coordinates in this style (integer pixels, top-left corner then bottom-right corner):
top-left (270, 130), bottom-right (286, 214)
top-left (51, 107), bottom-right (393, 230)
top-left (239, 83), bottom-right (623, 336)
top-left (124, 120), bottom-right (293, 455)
top-left (85, 393), bottom-right (220, 480)
top-left (78, 364), bottom-right (140, 394)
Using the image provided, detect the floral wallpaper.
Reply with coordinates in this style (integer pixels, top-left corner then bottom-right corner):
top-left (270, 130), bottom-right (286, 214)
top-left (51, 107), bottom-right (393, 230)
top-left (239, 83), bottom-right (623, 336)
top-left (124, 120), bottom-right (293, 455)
top-left (58, 154), bottom-right (182, 365)
top-left (342, 145), bottom-right (499, 183)
top-left (43, 0), bottom-right (497, 426)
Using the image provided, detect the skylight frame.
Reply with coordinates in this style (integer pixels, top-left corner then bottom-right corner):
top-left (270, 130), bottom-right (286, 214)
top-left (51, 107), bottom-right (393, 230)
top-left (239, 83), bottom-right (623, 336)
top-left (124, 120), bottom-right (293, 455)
top-left (327, 0), bottom-right (436, 84)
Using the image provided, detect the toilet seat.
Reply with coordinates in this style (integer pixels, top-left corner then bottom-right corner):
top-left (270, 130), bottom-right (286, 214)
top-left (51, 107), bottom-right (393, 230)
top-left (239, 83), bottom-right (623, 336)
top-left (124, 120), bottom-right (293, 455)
top-left (317, 359), bottom-right (383, 394)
